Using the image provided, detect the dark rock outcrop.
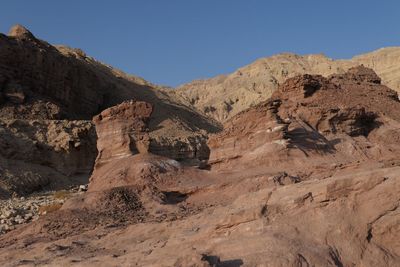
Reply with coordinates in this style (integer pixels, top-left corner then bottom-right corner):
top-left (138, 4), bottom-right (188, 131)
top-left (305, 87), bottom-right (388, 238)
top-left (0, 119), bottom-right (96, 198)
top-left (0, 25), bottom-right (133, 120)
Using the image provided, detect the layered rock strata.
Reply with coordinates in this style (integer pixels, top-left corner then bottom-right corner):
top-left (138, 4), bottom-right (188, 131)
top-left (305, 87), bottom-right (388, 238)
top-left (0, 25), bottom-right (219, 197)
top-left (175, 48), bottom-right (400, 121)
top-left (1, 67), bottom-right (400, 266)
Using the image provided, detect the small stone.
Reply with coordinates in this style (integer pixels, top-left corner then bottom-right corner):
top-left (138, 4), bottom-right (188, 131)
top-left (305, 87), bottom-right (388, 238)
top-left (3, 209), bottom-right (16, 219)
top-left (24, 213), bottom-right (33, 220)
top-left (79, 185), bottom-right (88, 192)
top-left (6, 225), bottom-right (15, 231)
top-left (15, 218), bottom-right (25, 224)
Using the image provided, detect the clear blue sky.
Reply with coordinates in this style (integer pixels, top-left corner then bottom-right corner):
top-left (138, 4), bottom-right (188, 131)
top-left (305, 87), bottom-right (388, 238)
top-left (1, 1), bottom-right (399, 87)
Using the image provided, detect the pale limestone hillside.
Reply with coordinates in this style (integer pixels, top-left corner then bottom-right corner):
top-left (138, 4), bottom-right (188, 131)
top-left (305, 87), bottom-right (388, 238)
top-left (173, 47), bottom-right (400, 121)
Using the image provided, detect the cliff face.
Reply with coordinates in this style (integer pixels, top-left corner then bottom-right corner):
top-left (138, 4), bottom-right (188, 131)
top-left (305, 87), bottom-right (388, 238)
top-left (175, 47), bottom-right (400, 122)
top-left (2, 24), bottom-right (400, 267)
top-left (0, 119), bottom-right (96, 197)
top-left (93, 101), bottom-right (153, 166)
top-left (90, 100), bottom-right (209, 191)
top-left (0, 25), bottom-right (160, 120)
top-left (2, 67), bottom-right (400, 266)
top-left (208, 66), bottom-right (400, 170)
top-left (0, 25), bottom-right (219, 198)
top-left (208, 99), bottom-right (288, 168)
top-left (0, 25), bottom-right (220, 130)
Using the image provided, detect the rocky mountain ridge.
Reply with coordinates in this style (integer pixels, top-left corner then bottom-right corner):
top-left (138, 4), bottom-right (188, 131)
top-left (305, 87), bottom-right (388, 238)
top-left (1, 66), bottom-right (400, 266)
top-left (0, 25), bottom-right (219, 198)
top-left (175, 47), bottom-right (400, 122)
top-left (0, 24), bottom-right (400, 266)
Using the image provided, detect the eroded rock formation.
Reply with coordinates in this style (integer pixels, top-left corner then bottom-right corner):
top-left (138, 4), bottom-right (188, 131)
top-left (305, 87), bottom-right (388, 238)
top-left (2, 66), bottom-right (400, 266)
top-left (175, 48), bottom-right (400, 121)
top-left (0, 25), bottom-right (219, 198)
top-left (0, 119), bottom-right (96, 198)
top-left (0, 24), bottom-right (150, 119)
top-left (1, 23), bottom-right (400, 266)
top-left (208, 99), bottom-right (289, 168)
top-left (93, 101), bottom-right (153, 166)
top-left (208, 66), bottom-right (400, 172)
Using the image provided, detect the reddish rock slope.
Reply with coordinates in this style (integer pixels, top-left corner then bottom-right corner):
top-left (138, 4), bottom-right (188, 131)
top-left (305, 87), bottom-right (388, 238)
top-left (1, 67), bottom-right (400, 266)
top-left (209, 66), bottom-right (400, 171)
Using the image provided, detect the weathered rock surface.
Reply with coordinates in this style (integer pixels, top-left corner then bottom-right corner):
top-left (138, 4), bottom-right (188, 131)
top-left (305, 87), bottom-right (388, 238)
top-left (93, 101), bottom-right (153, 166)
top-left (0, 24), bottom-right (220, 128)
top-left (175, 47), bottom-right (400, 121)
top-left (0, 25), bottom-right (220, 198)
top-left (88, 100), bottom-right (203, 195)
top-left (0, 119), bottom-right (96, 198)
top-left (1, 67), bottom-right (400, 266)
top-left (1, 24), bottom-right (400, 266)
top-left (209, 66), bottom-right (400, 171)
top-left (93, 100), bottom-right (210, 167)
top-left (0, 24), bottom-right (147, 119)
top-left (208, 99), bottom-right (289, 168)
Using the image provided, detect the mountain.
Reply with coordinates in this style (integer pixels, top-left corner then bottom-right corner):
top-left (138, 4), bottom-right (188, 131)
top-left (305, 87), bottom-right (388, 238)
top-left (174, 47), bottom-right (400, 121)
top-left (1, 66), bottom-right (400, 266)
top-left (0, 25), bottom-right (219, 198)
top-left (1, 23), bottom-right (400, 267)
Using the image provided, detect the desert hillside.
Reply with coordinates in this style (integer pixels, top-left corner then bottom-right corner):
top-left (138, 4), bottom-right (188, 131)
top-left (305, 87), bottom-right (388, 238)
top-left (0, 25), bottom-right (219, 199)
top-left (1, 65), bottom-right (400, 266)
top-left (1, 24), bottom-right (400, 267)
top-left (175, 47), bottom-right (400, 121)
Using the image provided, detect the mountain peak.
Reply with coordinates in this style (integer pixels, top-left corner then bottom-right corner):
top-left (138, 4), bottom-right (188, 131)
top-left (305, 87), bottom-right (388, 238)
top-left (8, 24), bottom-right (36, 39)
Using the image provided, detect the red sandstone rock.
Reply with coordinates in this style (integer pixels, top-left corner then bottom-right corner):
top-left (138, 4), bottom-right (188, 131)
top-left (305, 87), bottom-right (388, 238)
top-left (208, 66), bottom-right (400, 171)
top-left (87, 100), bottom-right (183, 195)
top-left (208, 99), bottom-right (289, 168)
top-left (2, 43), bottom-right (400, 266)
top-left (93, 100), bottom-right (153, 166)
